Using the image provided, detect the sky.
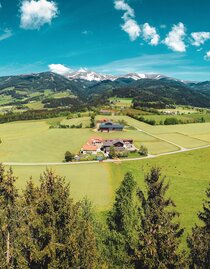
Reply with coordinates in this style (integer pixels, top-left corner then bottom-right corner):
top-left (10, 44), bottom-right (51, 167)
top-left (0, 0), bottom-right (210, 81)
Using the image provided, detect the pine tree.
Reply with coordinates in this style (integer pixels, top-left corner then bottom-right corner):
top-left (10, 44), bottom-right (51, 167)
top-left (0, 164), bottom-right (19, 268)
top-left (74, 198), bottom-right (100, 269)
top-left (136, 167), bottom-right (186, 269)
top-left (17, 170), bottom-right (81, 268)
top-left (106, 172), bottom-right (141, 268)
top-left (187, 184), bottom-right (210, 269)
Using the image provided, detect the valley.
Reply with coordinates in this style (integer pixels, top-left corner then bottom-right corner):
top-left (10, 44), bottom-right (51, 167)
top-left (0, 70), bottom-right (210, 252)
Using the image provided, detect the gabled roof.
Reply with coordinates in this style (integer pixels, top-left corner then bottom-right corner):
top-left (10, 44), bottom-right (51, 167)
top-left (82, 144), bottom-right (98, 151)
top-left (103, 139), bottom-right (124, 147)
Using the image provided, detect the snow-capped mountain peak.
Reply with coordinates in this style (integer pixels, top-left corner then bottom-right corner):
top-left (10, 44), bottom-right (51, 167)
top-left (65, 68), bottom-right (117, 82)
top-left (64, 68), bottom-right (167, 82)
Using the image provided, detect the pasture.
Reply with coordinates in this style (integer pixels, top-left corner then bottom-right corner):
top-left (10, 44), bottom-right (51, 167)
top-left (0, 115), bottom-right (210, 242)
top-left (142, 113), bottom-right (210, 124)
top-left (1, 115), bottom-right (210, 163)
top-left (109, 97), bottom-right (133, 107)
top-left (8, 147), bottom-right (210, 238)
top-left (61, 116), bottom-right (91, 127)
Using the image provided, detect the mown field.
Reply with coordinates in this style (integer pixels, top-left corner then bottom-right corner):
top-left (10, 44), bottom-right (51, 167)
top-left (8, 147), bottom-right (210, 239)
top-left (0, 115), bottom-right (210, 163)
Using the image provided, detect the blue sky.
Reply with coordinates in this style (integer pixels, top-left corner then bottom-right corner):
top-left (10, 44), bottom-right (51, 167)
top-left (0, 0), bottom-right (210, 80)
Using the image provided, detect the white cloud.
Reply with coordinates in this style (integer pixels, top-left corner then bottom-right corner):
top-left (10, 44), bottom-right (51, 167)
top-left (191, 32), bottom-right (210, 47)
top-left (48, 64), bottom-right (72, 75)
top-left (20, 0), bottom-right (58, 30)
top-left (114, 0), bottom-right (140, 41)
top-left (114, 0), bottom-right (134, 20)
top-left (142, 23), bottom-right (160, 46)
top-left (204, 51), bottom-right (210, 61)
top-left (163, 22), bottom-right (187, 52)
top-left (122, 19), bottom-right (141, 41)
top-left (0, 29), bottom-right (13, 41)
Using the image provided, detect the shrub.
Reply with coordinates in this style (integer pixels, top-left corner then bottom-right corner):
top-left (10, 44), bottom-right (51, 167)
top-left (64, 151), bottom-right (74, 162)
top-left (139, 145), bottom-right (148, 156)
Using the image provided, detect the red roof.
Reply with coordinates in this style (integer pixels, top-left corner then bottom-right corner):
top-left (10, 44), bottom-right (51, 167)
top-left (82, 144), bottom-right (98, 151)
top-left (89, 137), bottom-right (103, 142)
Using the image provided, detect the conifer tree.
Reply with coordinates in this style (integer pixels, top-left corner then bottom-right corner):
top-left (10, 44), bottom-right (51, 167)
top-left (0, 164), bottom-right (19, 268)
top-left (106, 172), bottom-right (141, 268)
top-left (187, 184), bottom-right (210, 269)
top-left (74, 198), bottom-right (100, 269)
top-left (17, 170), bottom-right (81, 268)
top-left (136, 167), bottom-right (186, 269)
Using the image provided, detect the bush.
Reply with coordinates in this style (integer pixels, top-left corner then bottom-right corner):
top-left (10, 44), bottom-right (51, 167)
top-left (116, 151), bottom-right (129, 158)
top-left (164, 117), bottom-right (179, 125)
top-left (64, 151), bottom-right (74, 162)
top-left (139, 145), bottom-right (148, 156)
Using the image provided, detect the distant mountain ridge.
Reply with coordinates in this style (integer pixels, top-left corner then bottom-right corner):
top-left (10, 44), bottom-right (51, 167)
top-left (64, 68), bottom-right (168, 82)
top-left (0, 71), bottom-right (210, 108)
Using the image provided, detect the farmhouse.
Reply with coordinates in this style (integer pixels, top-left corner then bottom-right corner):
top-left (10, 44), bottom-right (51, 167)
top-left (98, 121), bottom-right (124, 132)
top-left (81, 137), bottom-right (136, 156)
top-left (99, 109), bottom-right (112, 115)
top-left (81, 137), bottom-right (103, 154)
top-left (101, 139), bottom-right (135, 153)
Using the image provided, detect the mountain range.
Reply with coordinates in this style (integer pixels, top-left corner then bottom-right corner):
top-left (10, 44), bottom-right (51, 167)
top-left (0, 69), bottom-right (210, 109)
top-left (65, 68), bottom-right (169, 82)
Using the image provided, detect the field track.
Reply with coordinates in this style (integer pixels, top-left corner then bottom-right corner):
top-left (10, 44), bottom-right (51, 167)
top-left (3, 144), bottom-right (210, 166)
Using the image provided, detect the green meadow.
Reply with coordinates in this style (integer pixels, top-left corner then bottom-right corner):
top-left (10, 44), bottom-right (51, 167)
top-left (8, 147), bottom-right (210, 238)
top-left (109, 97), bottom-right (133, 107)
top-left (0, 115), bottom-right (210, 163)
top-left (142, 113), bottom-right (210, 124)
top-left (0, 115), bottom-right (210, 240)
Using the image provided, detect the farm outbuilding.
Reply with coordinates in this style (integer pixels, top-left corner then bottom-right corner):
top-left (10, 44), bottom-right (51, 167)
top-left (98, 121), bottom-right (124, 132)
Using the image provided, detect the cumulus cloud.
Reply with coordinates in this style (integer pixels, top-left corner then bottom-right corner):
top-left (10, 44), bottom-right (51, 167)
top-left (48, 64), bottom-right (72, 75)
top-left (0, 29), bottom-right (13, 41)
top-left (122, 19), bottom-right (141, 41)
top-left (191, 32), bottom-right (210, 47)
top-left (114, 0), bottom-right (134, 20)
top-left (163, 22), bottom-right (187, 52)
top-left (20, 0), bottom-right (58, 30)
top-left (142, 23), bottom-right (160, 46)
top-left (204, 51), bottom-right (210, 61)
top-left (114, 0), bottom-right (140, 41)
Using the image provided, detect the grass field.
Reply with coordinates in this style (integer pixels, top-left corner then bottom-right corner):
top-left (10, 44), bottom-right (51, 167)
top-left (1, 115), bottom-right (210, 163)
top-left (61, 116), bottom-right (91, 127)
top-left (109, 97), bottom-right (133, 107)
top-left (8, 147), bottom-right (210, 239)
top-left (96, 115), bottom-right (210, 147)
top-left (1, 115), bottom-right (210, 245)
top-left (158, 107), bottom-right (198, 114)
top-left (142, 113), bottom-right (210, 124)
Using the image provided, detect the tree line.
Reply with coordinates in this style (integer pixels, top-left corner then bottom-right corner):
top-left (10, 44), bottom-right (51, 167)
top-left (0, 109), bottom-right (76, 124)
top-left (0, 164), bottom-right (209, 268)
top-left (127, 113), bottom-right (206, 126)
